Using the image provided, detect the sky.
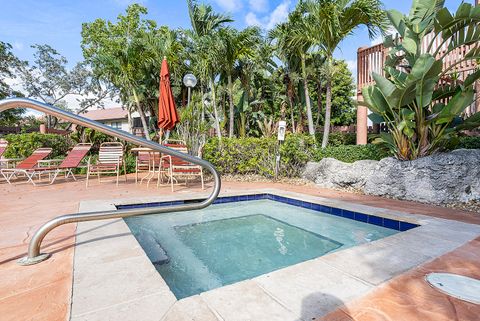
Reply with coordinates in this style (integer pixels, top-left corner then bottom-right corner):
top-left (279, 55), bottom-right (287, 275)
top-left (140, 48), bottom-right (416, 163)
top-left (0, 0), bottom-right (473, 109)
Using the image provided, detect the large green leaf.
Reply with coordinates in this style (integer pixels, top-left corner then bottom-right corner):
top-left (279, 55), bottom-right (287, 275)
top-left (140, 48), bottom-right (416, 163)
top-left (387, 10), bottom-right (406, 37)
top-left (454, 112), bottom-right (480, 131)
top-left (435, 89), bottom-right (475, 124)
top-left (412, 56), bottom-right (442, 108)
top-left (368, 113), bottom-right (385, 124)
top-left (372, 72), bottom-right (399, 109)
top-left (402, 30), bottom-right (419, 55)
top-left (385, 67), bottom-right (408, 87)
top-left (361, 85), bottom-right (390, 115)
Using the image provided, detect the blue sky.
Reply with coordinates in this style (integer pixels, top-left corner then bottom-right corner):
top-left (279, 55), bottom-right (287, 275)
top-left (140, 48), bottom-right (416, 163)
top-left (0, 0), bottom-right (472, 74)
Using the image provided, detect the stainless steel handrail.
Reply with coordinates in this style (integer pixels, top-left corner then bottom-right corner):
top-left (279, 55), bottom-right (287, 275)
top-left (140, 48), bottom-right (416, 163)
top-left (0, 98), bottom-right (221, 266)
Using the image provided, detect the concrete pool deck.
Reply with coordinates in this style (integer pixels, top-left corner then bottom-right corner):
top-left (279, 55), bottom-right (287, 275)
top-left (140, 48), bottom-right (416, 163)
top-left (1, 175), bottom-right (479, 321)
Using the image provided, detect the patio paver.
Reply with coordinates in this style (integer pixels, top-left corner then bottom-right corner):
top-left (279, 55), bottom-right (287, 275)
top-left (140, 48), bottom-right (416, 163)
top-left (0, 175), bottom-right (479, 321)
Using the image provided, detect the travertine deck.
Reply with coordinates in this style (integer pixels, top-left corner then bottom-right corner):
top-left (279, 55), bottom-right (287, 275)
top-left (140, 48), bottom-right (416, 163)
top-left (0, 175), bottom-right (479, 321)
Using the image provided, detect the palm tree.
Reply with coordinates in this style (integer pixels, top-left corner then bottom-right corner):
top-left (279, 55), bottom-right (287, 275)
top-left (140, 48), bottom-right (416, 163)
top-left (271, 9), bottom-right (316, 136)
top-left (299, 0), bottom-right (387, 147)
top-left (218, 27), bottom-right (261, 137)
top-left (187, 0), bottom-right (232, 139)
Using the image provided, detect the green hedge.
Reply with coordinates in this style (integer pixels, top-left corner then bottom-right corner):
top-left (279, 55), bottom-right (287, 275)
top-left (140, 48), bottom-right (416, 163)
top-left (314, 144), bottom-right (388, 163)
top-left (203, 137), bottom-right (277, 177)
top-left (3, 133), bottom-right (71, 159)
top-left (315, 131), bottom-right (356, 146)
top-left (203, 134), bottom-right (387, 178)
top-left (456, 136), bottom-right (480, 149)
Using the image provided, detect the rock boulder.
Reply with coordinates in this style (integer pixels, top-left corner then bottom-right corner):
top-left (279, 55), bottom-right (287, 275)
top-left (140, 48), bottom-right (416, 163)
top-left (364, 149), bottom-right (480, 204)
top-left (303, 149), bottom-right (480, 204)
top-left (302, 158), bottom-right (378, 189)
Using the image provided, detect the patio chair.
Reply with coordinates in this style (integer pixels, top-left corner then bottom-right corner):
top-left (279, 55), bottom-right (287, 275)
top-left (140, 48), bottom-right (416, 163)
top-left (158, 143), bottom-right (204, 191)
top-left (86, 142), bottom-right (127, 187)
top-left (0, 147), bottom-right (52, 184)
top-left (135, 151), bottom-right (161, 184)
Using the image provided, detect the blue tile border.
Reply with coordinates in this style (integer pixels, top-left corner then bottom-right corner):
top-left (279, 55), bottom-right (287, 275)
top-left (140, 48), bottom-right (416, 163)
top-left (116, 193), bottom-right (419, 232)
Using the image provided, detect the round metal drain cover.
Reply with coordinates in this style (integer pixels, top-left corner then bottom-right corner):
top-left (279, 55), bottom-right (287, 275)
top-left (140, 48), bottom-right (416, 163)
top-left (426, 273), bottom-right (480, 304)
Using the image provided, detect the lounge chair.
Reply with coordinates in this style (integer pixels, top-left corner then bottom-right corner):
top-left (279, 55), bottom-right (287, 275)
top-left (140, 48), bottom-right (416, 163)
top-left (1, 144), bottom-right (92, 186)
top-left (158, 143), bottom-right (204, 191)
top-left (0, 139), bottom-right (7, 158)
top-left (0, 139), bottom-right (19, 169)
top-left (1, 147), bottom-right (53, 185)
top-left (86, 142), bottom-right (127, 187)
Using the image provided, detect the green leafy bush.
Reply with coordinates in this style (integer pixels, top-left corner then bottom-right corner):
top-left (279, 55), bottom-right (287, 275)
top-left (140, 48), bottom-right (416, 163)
top-left (203, 137), bottom-right (277, 177)
top-left (317, 132), bottom-right (356, 147)
top-left (314, 144), bottom-right (388, 163)
top-left (70, 127), bottom-right (115, 153)
top-left (456, 136), bottom-right (480, 150)
top-left (3, 133), bottom-right (71, 159)
top-left (279, 134), bottom-right (317, 177)
top-left (203, 134), bottom-right (386, 177)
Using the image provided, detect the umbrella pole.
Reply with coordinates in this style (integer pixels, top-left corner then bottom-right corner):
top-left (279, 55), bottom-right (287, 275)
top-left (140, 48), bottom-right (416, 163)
top-left (159, 128), bottom-right (164, 144)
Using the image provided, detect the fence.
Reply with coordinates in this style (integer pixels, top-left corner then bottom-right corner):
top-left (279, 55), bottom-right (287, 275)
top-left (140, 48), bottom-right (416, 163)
top-left (0, 126), bottom-right (70, 136)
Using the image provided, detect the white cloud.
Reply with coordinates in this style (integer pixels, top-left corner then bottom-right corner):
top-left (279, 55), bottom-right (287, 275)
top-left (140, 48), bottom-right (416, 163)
top-left (12, 41), bottom-right (24, 51)
top-left (214, 0), bottom-right (243, 12)
top-left (245, 0), bottom-right (291, 30)
top-left (346, 59), bottom-right (357, 74)
top-left (266, 1), bottom-right (290, 29)
top-left (249, 0), bottom-right (268, 13)
top-left (245, 12), bottom-right (262, 27)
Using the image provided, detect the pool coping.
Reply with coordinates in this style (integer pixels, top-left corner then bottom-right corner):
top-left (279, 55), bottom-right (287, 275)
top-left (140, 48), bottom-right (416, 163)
top-left (70, 188), bottom-right (480, 321)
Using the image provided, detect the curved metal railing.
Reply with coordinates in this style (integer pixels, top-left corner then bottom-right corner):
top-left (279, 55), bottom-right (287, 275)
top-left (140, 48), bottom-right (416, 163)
top-left (0, 98), bottom-right (221, 265)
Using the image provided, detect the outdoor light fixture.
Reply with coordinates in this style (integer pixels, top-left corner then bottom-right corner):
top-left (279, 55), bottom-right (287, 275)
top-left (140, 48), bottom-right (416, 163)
top-left (277, 120), bottom-right (286, 141)
top-left (183, 73), bottom-right (197, 88)
top-left (183, 73), bottom-right (197, 110)
top-left (275, 120), bottom-right (287, 180)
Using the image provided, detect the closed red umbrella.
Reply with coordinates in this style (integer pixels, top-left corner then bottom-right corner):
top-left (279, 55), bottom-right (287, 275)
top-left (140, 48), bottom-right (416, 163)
top-left (158, 57), bottom-right (179, 132)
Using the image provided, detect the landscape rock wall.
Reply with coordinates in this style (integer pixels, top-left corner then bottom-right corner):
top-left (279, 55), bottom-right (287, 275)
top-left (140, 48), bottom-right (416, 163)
top-left (302, 149), bottom-right (480, 204)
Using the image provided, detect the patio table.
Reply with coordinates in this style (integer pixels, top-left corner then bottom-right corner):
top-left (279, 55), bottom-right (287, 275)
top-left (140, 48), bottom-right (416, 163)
top-left (130, 147), bottom-right (162, 186)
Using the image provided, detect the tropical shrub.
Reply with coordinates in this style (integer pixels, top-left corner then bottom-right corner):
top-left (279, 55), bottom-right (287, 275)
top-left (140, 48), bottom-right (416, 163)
top-left (456, 136), bottom-right (480, 150)
top-left (279, 134), bottom-right (316, 177)
top-left (203, 137), bottom-right (277, 177)
top-left (317, 131), bottom-right (356, 146)
top-left (314, 144), bottom-right (388, 163)
top-left (3, 133), bottom-right (71, 159)
top-left (203, 134), bottom-right (387, 177)
top-left (361, 0), bottom-right (480, 160)
top-left (70, 127), bottom-right (114, 153)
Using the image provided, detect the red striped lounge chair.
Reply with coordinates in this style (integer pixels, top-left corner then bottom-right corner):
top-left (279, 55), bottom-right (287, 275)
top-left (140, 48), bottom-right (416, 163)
top-left (0, 139), bottom-right (7, 158)
top-left (0, 147), bottom-right (52, 185)
top-left (158, 143), bottom-right (204, 192)
top-left (1, 144), bottom-right (92, 186)
top-left (86, 142), bottom-right (127, 187)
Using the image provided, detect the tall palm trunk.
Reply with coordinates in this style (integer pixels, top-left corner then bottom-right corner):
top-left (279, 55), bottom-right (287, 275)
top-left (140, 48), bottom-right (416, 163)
top-left (227, 73), bottom-right (235, 137)
top-left (210, 77), bottom-right (222, 139)
top-left (316, 78), bottom-right (323, 126)
top-left (286, 75), bottom-right (296, 133)
top-left (132, 89), bottom-right (151, 140)
top-left (301, 54), bottom-right (315, 135)
top-left (321, 70), bottom-right (332, 148)
top-left (201, 85), bottom-right (205, 122)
